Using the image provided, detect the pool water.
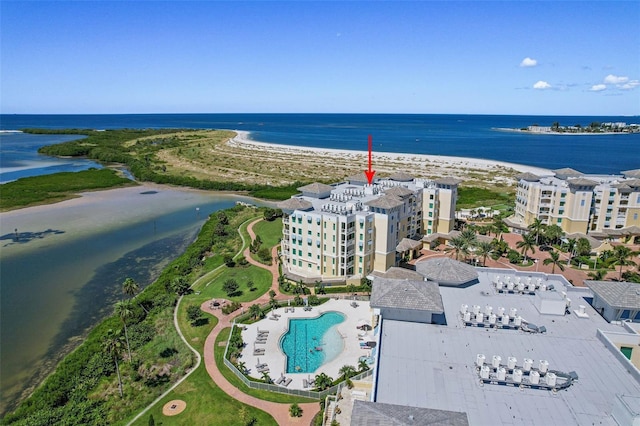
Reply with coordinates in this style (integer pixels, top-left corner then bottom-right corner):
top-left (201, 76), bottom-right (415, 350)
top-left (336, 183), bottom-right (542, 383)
top-left (280, 311), bottom-right (345, 373)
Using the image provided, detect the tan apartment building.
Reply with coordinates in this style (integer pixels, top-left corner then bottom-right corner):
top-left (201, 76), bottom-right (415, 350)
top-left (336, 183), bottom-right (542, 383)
top-left (278, 173), bottom-right (460, 281)
top-left (506, 168), bottom-right (640, 239)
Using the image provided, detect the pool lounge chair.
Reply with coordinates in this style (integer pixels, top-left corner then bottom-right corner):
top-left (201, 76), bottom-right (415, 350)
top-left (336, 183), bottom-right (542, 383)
top-left (283, 377), bottom-right (292, 387)
top-left (257, 366), bottom-right (270, 373)
top-left (257, 328), bottom-right (269, 334)
top-left (269, 316), bottom-right (279, 321)
top-left (253, 349), bottom-right (265, 355)
top-left (255, 340), bottom-right (266, 344)
top-left (303, 379), bottom-right (308, 388)
top-left (276, 375), bottom-right (285, 385)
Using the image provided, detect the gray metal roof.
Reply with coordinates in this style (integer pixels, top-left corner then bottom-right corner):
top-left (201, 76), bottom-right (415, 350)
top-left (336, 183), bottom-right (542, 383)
top-left (434, 177), bottom-right (462, 186)
top-left (297, 182), bottom-right (334, 195)
top-left (622, 169), bottom-right (640, 179)
top-left (350, 400), bottom-right (469, 426)
top-left (553, 167), bottom-right (583, 179)
top-left (516, 172), bottom-right (541, 182)
top-left (366, 194), bottom-right (404, 209)
top-left (371, 267), bottom-right (426, 281)
top-left (277, 197), bottom-right (313, 211)
top-left (567, 177), bottom-right (598, 187)
top-left (385, 186), bottom-right (415, 198)
top-left (388, 172), bottom-right (415, 182)
top-left (375, 271), bottom-right (640, 426)
top-left (585, 280), bottom-right (640, 310)
top-left (564, 232), bottom-right (602, 250)
top-left (346, 172), bottom-right (372, 184)
top-left (396, 238), bottom-right (423, 252)
top-left (625, 178), bottom-right (640, 188)
top-left (371, 278), bottom-right (444, 313)
top-left (414, 257), bottom-right (479, 286)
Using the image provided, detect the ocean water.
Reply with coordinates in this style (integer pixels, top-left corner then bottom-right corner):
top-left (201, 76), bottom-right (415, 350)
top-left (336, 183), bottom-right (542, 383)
top-left (1, 114), bottom-right (639, 174)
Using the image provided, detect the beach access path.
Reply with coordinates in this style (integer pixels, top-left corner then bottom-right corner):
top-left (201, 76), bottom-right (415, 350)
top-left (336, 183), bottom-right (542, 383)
top-left (200, 218), bottom-right (319, 425)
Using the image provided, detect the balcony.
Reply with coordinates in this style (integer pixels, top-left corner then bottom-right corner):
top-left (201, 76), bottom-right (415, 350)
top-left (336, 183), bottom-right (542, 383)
top-left (283, 216), bottom-right (290, 224)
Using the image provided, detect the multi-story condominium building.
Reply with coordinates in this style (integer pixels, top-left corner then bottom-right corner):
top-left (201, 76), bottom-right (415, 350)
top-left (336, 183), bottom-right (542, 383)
top-left (278, 173), bottom-right (460, 281)
top-left (506, 168), bottom-right (640, 238)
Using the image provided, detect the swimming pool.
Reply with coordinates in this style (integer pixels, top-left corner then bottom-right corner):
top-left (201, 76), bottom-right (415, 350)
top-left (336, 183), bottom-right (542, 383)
top-left (280, 311), bottom-right (345, 373)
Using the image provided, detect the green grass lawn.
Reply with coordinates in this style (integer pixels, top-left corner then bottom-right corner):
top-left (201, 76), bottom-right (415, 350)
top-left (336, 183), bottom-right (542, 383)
top-left (457, 186), bottom-right (514, 210)
top-left (203, 265), bottom-right (273, 303)
top-left (215, 328), bottom-right (317, 404)
top-left (251, 218), bottom-right (282, 248)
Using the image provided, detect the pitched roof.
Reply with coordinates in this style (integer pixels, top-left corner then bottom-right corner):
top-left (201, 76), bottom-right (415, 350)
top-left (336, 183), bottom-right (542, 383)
top-left (371, 267), bottom-right (425, 281)
top-left (388, 172), bottom-right (414, 182)
top-left (585, 281), bottom-right (640, 310)
top-left (553, 167), bottom-right (583, 179)
top-left (622, 169), bottom-right (640, 179)
top-left (414, 257), bottom-right (479, 287)
top-left (625, 178), bottom-right (640, 188)
top-left (366, 194), bottom-right (404, 209)
top-left (396, 238), bottom-right (423, 252)
top-left (297, 182), bottom-right (333, 194)
top-left (567, 177), bottom-right (598, 187)
top-left (350, 400), bottom-right (469, 426)
top-left (385, 186), bottom-right (414, 198)
top-left (434, 177), bottom-right (462, 186)
top-left (516, 172), bottom-right (541, 182)
top-left (564, 232), bottom-right (603, 250)
top-left (346, 172), bottom-right (371, 184)
top-left (277, 197), bottom-right (313, 211)
top-left (370, 278), bottom-right (444, 313)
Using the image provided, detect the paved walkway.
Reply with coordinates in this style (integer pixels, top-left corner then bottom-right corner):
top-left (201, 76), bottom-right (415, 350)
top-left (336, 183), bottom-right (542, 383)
top-left (200, 218), bottom-right (319, 425)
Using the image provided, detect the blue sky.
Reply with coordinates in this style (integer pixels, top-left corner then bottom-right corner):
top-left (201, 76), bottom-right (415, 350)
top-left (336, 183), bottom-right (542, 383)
top-left (1, 1), bottom-right (638, 115)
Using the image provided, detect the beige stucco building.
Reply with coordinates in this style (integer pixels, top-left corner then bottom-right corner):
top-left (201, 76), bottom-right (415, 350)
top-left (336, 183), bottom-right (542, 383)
top-left (506, 168), bottom-right (640, 239)
top-left (278, 173), bottom-right (460, 281)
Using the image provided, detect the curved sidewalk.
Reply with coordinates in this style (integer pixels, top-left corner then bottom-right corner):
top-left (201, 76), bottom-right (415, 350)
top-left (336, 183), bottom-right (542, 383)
top-left (201, 218), bottom-right (319, 425)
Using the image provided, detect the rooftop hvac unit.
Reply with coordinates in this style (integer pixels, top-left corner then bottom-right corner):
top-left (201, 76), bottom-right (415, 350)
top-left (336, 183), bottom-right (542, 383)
top-left (497, 367), bottom-right (506, 381)
top-left (496, 281), bottom-right (504, 290)
top-left (530, 370), bottom-right (540, 385)
top-left (480, 365), bottom-right (490, 379)
top-left (517, 282), bottom-right (526, 291)
top-left (492, 355), bottom-right (502, 368)
top-left (507, 281), bottom-right (515, 290)
top-left (539, 360), bottom-right (549, 374)
top-left (473, 305), bottom-right (481, 315)
top-left (540, 283), bottom-right (547, 291)
top-left (523, 358), bottom-right (533, 372)
top-left (546, 372), bottom-right (557, 387)
top-left (514, 316), bottom-right (522, 326)
top-left (489, 314), bottom-right (497, 325)
top-left (565, 298), bottom-right (572, 308)
top-left (578, 305), bottom-right (586, 315)
top-left (526, 277), bottom-right (532, 285)
top-left (463, 311), bottom-right (471, 322)
top-left (515, 277), bottom-right (521, 284)
top-left (528, 282), bottom-right (536, 291)
top-left (502, 314), bottom-right (510, 325)
top-left (476, 312), bottom-right (484, 323)
top-left (508, 357), bottom-right (517, 369)
top-left (497, 307), bottom-right (505, 317)
top-left (484, 305), bottom-right (493, 316)
top-left (494, 275), bottom-right (501, 283)
top-left (460, 304), bottom-right (469, 314)
top-left (537, 278), bottom-right (543, 286)
top-left (510, 308), bottom-right (518, 317)
top-left (476, 354), bottom-right (486, 367)
top-left (513, 369), bottom-right (523, 383)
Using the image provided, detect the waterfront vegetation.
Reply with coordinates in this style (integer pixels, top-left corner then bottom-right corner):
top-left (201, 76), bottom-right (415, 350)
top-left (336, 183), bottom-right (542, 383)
top-left (0, 168), bottom-right (136, 211)
top-left (1, 205), bottom-right (273, 425)
top-left (457, 186), bottom-right (514, 210)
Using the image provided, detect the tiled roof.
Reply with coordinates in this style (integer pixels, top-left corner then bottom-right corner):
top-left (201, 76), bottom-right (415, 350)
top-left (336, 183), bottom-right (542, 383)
top-left (516, 172), bottom-right (541, 182)
top-left (564, 232), bottom-right (602, 250)
top-left (396, 238), bottom-right (423, 252)
top-left (370, 278), bottom-right (444, 313)
top-left (388, 172), bottom-right (414, 182)
top-left (297, 182), bottom-right (333, 194)
top-left (350, 400), bottom-right (469, 426)
top-left (366, 194), bottom-right (404, 209)
top-left (585, 280), bottom-right (640, 310)
top-left (567, 177), bottom-right (598, 187)
top-left (345, 172), bottom-right (371, 184)
top-left (277, 197), bottom-right (313, 211)
top-left (622, 169), bottom-right (640, 179)
top-left (414, 257), bottom-right (479, 286)
top-left (553, 167), bottom-right (583, 179)
top-left (384, 186), bottom-right (414, 198)
top-left (624, 178), bottom-right (640, 188)
top-left (371, 267), bottom-right (425, 281)
top-left (434, 177), bottom-right (462, 186)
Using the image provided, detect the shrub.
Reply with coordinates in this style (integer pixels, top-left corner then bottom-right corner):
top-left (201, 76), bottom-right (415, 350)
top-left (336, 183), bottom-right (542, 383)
top-left (289, 403), bottom-right (303, 418)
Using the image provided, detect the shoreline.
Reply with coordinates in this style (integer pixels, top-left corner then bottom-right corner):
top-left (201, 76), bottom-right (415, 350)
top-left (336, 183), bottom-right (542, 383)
top-left (228, 130), bottom-right (553, 176)
top-left (493, 127), bottom-right (636, 135)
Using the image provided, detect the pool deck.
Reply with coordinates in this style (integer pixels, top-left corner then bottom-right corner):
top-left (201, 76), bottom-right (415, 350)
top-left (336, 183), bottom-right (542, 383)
top-left (239, 299), bottom-right (374, 389)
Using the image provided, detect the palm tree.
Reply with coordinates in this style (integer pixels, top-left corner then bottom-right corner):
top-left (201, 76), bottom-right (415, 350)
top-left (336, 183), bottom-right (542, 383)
top-left (249, 304), bottom-right (262, 320)
top-left (543, 224), bottom-right (564, 246)
top-left (516, 233), bottom-right (536, 261)
top-left (527, 218), bottom-right (546, 245)
top-left (587, 269), bottom-right (607, 281)
top-left (339, 365), bottom-right (356, 380)
top-left (261, 371), bottom-right (272, 384)
top-left (313, 372), bottom-right (333, 391)
top-left (611, 246), bottom-right (638, 280)
top-left (576, 237), bottom-right (593, 257)
top-left (543, 250), bottom-right (565, 274)
top-left (357, 359), bottom-right (370, 372)
top-left (114, 300), bottom-right (134, 362)
top-left (103, 329), bottom-right (125, 397)
top-left (475, 241), bottom-right (494, 266)
top-left (236, 361), bottom-right (247, 374)
top-left (122, 277), bottom-right (139, 299)
top-left (565, 238), bottom-right (577, 265)
top-left (446, 236), bottom-right (467, 261)
top-left (492, 217), bottom-right (508, 239)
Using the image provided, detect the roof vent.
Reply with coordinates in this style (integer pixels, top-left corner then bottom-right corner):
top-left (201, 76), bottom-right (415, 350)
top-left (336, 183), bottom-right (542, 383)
top-left (408, 415), bottom-right (414, 421)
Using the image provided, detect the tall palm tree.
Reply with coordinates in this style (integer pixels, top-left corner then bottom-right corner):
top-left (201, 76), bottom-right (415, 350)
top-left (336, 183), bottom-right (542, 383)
top-left (339, 365), bottom-right (356, 380)
top-left (527, 218), bottom-right (546, 245)
top-left (516, 233), bottom-right (536, 261)
top-left (103, 329), bottom-right (125, 397)
top-left (543, 250), bottom-right (565, 274)
top-left (122, 277), bottom-right (139, 299)
top-left (114, 301), bottom-right (134, 362)
top-left (492, 217), bottom-right (507, 239)
top-left (475, 241), bottom-right (494, 266)
top-left (357, 359), bottom-right (370, 372)
top-left (565, 238), bottom-right (577, 265)
top-left (543, 224), bottom-right (564, 246)
top-left (446, 236), bottom-right (467, 261)
top-left (611, 246), bottom-right (638, 280)
top-left (261, 371), bottom-right (272, 384)
top-left (587, 269), bottom-right (607, 281)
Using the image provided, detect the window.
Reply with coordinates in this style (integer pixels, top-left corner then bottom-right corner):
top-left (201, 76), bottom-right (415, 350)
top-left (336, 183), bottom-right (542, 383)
top-left (292, 259), bottom-right (297, 266)
top-left (292, 248), bottom-right (296, 255)
top-left (557, 218), bottom-right (562, 223)
top-left (580, 200), bottom-right (585, 207)
top-left (429, 203), bottom-right (434, 208)
top-left (634, 213), bottom-right (638, 220)
top-left (298, 228), bottom-right (302, 235)
top-left (308, 252), bottom-right (312, 257)
top-left (621, 347), bottom-right (633, 360)
top-left (428, 212), bottom-right (433, 217)
top-left (308, 230), bottom-right (312, 235)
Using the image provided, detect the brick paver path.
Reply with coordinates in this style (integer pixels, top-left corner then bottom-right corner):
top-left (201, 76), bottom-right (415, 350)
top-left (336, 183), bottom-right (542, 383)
top-left (201, 218), bottom-right (319, 425)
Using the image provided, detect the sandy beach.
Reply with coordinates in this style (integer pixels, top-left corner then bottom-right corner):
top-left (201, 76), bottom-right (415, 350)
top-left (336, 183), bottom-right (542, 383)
top-left (227, 130), bottom-right (552, 180)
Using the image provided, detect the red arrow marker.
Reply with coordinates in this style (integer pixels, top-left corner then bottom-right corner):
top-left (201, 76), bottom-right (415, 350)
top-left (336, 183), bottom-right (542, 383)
top-left (364, 134), bottom-right (376, 184)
